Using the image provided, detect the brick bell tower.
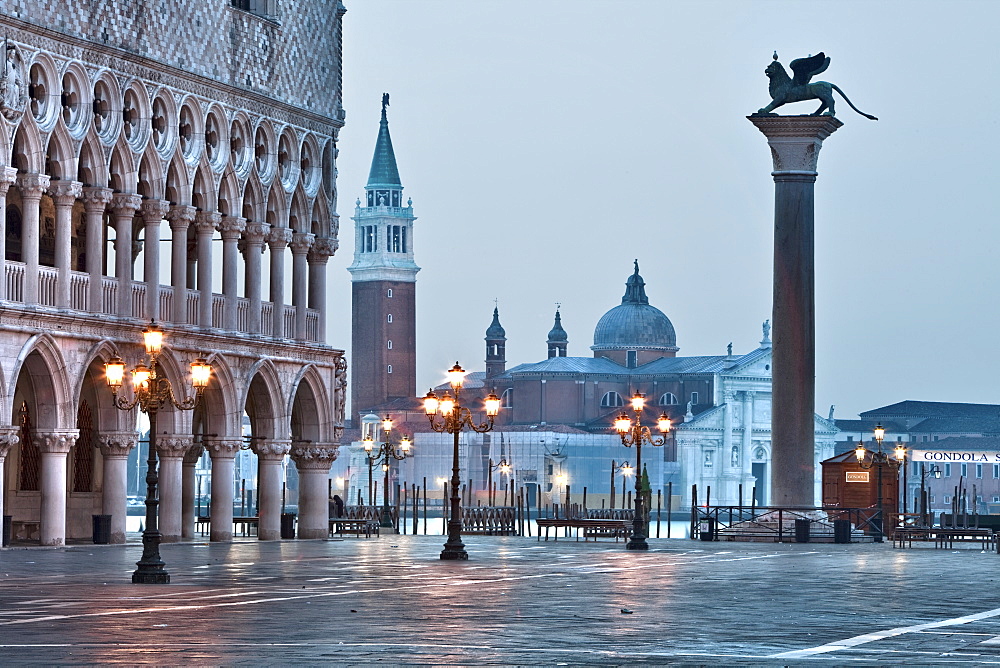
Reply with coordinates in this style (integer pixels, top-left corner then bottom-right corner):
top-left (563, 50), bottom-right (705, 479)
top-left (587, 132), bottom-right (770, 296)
top-left (348, 94), bottom-right (419, 418)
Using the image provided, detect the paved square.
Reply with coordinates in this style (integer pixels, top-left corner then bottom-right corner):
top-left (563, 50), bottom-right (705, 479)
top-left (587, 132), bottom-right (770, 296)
top-left (2, 536), bottom-right (999, 664)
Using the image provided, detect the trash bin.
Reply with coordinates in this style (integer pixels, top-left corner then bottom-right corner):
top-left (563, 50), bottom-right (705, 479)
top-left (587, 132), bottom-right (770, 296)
top-left (794, 518), bottom-right (810, 543)
top-left (92, 514), bottom-right (112, 544)
top-left (699, 517), bottom-right (716, 541)
top-left (2, 515), bottom-right (10, 547)
top-left (280, 513), bottom-right (296, 539)
top-left (833, 519), bottom-right (851, 544)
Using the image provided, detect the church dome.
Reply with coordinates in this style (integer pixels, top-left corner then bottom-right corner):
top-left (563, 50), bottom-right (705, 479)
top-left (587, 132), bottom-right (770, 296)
top-left (592, 261), bottom-right (677, 353)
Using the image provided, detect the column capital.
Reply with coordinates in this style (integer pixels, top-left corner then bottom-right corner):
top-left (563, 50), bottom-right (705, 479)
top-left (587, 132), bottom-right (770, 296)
top-left (47, 180), bottom-right (83, 206)
top-left (194, 210), bottom-right (221, 233)
top-left (290, 232), bottom-right (315, 255)
top-left (157, 434), bottom-right (195, 458)
top-left (251, 439), bottom-right (292, 461)
top-left (723, 390), bottom-right (736, 402)
top-left (183, 444), bottom-right (205, 465)
top-left (166, 204), bottom-right (197, 228)
top-left (82, 186), bottom-right (114, 211)
top-left (0, 166), bottom-right (18, 188)
top-left (204, 438), bottom-right (242, 459)
top-left (308, 237), bottom-right (339, 263)
top-left (218, 215), bottom-right (247, 240)
top-left (98, 431), bottom-right (140, 458)
top-left (747, 115), bottom-right (842, 174)
top-left (290, 442), bottom-right (340, 469)
top-left (0, 426), bottom-right (19, 459)
top-left (110, 192), bottom-right (143, 215)
top-left (243, 221), bottom-right (269, 245)
top-left (35, 429), bottom-right (80, 454)
top-left (267, 226), bottom-right (294, 248)
top-left (140, 198), bottom-right (171, 224)
top-left (17, 173), bottom-right (50, 198)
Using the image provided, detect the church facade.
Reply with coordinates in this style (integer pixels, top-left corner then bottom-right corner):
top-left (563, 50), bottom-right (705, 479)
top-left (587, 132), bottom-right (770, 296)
top-left (0, 1), bottom-right (347, 546)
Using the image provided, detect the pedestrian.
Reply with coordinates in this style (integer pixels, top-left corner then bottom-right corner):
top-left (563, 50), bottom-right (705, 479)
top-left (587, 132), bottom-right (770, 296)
top-left (331, 493), bottom-right (345, 518)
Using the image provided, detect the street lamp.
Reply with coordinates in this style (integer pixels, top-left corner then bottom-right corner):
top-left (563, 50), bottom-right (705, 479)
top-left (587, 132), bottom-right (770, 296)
top-left (422, 362), bottom-right (500, 560)
top-left (615, 461), bottom-right (634, 509)
top-left (918, 463), bottom-right (942, 526)
top-left (488, 458), bottom-right (513, 505)
top-left (614, 391), bottom-right (670, 550)
top-left (106, 322), bottom-right (211, 584)
top-left (363, 415), bottom-right (411, 528)
top-left (854, 423), bottom-right (904, 543)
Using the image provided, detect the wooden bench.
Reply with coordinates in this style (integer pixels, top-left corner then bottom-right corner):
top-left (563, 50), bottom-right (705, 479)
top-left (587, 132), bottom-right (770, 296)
top-left (934, 528), bottom-right (996, 550)
top-left (892, 527), bottom-right (932, 548)
top-left (329, 518), bottom-right (380, 538)
top-left (11, 520), bottom-right (40, 542)
top-left (536, 518), bottom-right (633, 542)
top-left (233, 517), bottom-right (258, 537)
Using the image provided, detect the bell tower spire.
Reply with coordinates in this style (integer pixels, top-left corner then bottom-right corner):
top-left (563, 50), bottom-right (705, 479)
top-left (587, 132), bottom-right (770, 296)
top-left (348, 94), bottom-right (419, 417)
top-left (547, 307), bottom-right (568, 358)
top-left (485, 305), bottom-right (506, 378)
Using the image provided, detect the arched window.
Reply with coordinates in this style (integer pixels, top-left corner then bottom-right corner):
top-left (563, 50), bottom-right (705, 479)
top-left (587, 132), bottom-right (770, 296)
top-left (601, 391), bottom-right (624, 408)
top-left (659, 392), bottom-right (678, 406)
top-left (386, 288), bottom-right (393, 298)
top-left (501, 388), bottom-right (514, 408)
top-left (387, 340), bottom-right (392, 350)
top-left (690, 391), bottom-right (699, 405)
top-left (386, 314), bottom-right (392, 323)
top-left (387, 364), bottom-right (393, 374)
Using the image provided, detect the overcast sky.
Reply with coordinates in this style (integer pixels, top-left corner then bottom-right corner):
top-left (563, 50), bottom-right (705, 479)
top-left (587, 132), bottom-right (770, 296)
top-left (329, 0), bottom-right (1000, 420)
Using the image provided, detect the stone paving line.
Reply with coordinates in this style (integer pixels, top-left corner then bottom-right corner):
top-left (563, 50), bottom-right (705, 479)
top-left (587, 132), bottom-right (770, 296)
top-left (2, 536), bottom-right (1000, 665)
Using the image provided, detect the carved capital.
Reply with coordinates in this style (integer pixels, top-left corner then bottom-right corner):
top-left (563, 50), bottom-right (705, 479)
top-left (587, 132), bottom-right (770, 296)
top-left (290, 232), bottom-right (315, 255)
top-left (194, 211), bottom-right (221, 234)
top-left (308, 237), bottom-right (338, 263)
top-left (267, 226), bottom-right (293, 248)
top-left (0, 167), bottom-right (18, 197)
top-left (290, 442), bottom-right (340, 469)
top-left (140, 199), bottom-right (171, 224)
top-left (252, 439), bottom-right (292, 461)
top-left (219, 216), bottom-right (247, 240)
top-left (99, 431), bottom-right (140, 458)
top-left (82, 186), bottom-right (114, 212)
top-left (34, 430), bottom-right (80, 454)
top-left (204, 438), bottom-right (242, 459)
top-left (47, 180), bottom-right (82, 207)
top-left (166, 204), bottom-right (197, 230)
top-left (17, 173), bottom-right (50, 199)
top-left (747, 115), bottom-right (842, 174)
top-left (156, 434), bottom-right (195, 458)
top-left (110, 192), bottom-right (143, 215)
top-left (0, 426), bottom-right (19, 460)
top-left (183, 444), bottom-right (205, 465)
top-left (243, 221), bottom-right (269, 245)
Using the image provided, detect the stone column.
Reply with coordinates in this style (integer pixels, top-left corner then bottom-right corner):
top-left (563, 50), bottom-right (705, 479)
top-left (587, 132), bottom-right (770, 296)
top-left (48, 181), bottom-right (83, 309)
top-left (156, 434), bottom-right (193, 543)
top-left (290, 442), bottom-right (339, 539)
top-left (82, 187), bottom-right (113, 313)
top-left (166, 205), bottom-right (195, 324)
top-left (181, 444), bottom-right (204, 539)
top-left (0, 427), bottom-right (19, 534)
top-left (194, 211), bottom-right (220, 329)
top-left (140, 199), bottom-right (169, 322)
top-left (0, 168), bottom-right (17, 300)
top-left (252, 440), bottom-right (291, 540)
top-left (110, 193), bottom-right (142, 317)
top-left (243, 222), bottom-right (268, 335)
top-left (98, 431), bottom-right (138, 544)
top-left (267, 227), bottom-right (292, 338)
top-left (308, 238), bottom-right (337, 342)
top-left (206, 438), bottom-right (241, 541)
top-left (17, 173), bottom-right (50, 305)
top-left (748, 115), bottom-right (841, 506)
top-left (741, 391), bottom-right (755, 493)
top-left (36, 430), bottom-right (78, 546)
top-left (290, 232), bottom-right (314, 341)
top-left (219, 216), bottom-right (246, 331)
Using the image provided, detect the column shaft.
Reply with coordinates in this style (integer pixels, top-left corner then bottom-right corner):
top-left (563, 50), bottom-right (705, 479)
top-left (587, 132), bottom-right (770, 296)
top-left (268, 228), bottom-right (292, 338)
top-left (49, 181), bottom-right (83, 309)
top-left (195, 212), bottom-right (220, 328)
top-left (290, 233), bottom-right (314, 340)
top-left (290, 443), bottom-right (339, 539)
top-left (220, 216), bottom-right (246, 331)
top-left (99, 432), bottom-right (137, 544)
top-left (167, 205), bottom-right (195, 325)
top-left (83, 187), bottom-right (113, 313)
top-left (207, 440), bottom-right (240, 542)
top-left (243, 222), bottom-right (267, 335)
top-left (181, 445), bottom-right (203, 540)
top-left (253, 441), bottom-right (291, 541)
top-left (0, 168), bottom-right (18, 300)
top-left (141, 200), bottom-right (169, 322)
top-left (17, 174), bottom-right (49, 305)
top-left (37, 431), bottom-right (77, 546)
top-left (110, 193), bottom-right (142, 317)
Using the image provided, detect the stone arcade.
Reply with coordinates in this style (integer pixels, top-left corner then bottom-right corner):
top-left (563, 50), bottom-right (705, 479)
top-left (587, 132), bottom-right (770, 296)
top-left (0, 1), bottom-right (347, 546)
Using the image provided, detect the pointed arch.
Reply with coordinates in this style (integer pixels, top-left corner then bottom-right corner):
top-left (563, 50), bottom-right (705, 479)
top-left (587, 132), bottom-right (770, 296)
top-left (288, 186), bottom-right (310, 233)
top-left (77, 131), bottom-right (108, 187)
top-left (44, 123), bottom-right (79, 181)
top-left (310, 191), bottom-right (330, 237)
top-left (289, 364), bottom-right (333, 443)
top-left (11, 334), bottom-right (76, 429)
top-left (165, 151), bottom-right (191, 205)
top-left (76, 339), bottom-right (135, 432)
top-left (265, 179), bottom-right (288, 228)
top-left (12, 121), bottom-right (46, 173)
top-left (241, 173), bottom-right (264, 223)
top-left (191, 161), bottom-right (216, 212)
top-left (137, 145), bottom-right (165, 200)
top-left (217, 167), bottom-right (240, 217)
top-left (244, 359), bottom-right (287, 441)
top-left (109, 140), bottom-right (138, 193)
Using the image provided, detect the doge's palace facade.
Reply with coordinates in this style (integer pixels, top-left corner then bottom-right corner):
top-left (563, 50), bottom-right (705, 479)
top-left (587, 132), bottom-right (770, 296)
top-left (0, 1), bottom-right (347, 545)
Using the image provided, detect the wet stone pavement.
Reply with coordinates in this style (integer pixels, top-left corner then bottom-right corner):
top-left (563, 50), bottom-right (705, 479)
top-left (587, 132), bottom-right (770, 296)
top-left (1, 535), bottom-right (1000, 665)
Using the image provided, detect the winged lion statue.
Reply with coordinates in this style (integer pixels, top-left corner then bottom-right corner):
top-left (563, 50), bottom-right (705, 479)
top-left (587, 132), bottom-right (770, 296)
top-left (756, 52), bottom-right (877, 121)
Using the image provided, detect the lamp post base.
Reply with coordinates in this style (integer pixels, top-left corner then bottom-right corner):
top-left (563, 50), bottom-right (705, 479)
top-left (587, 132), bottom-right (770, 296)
top-left (440, 539), bottom-right (469, 560)
top-left (132, 568), bottom-right (170, 584)
top-left (625, 537), bottom-right (649, 550)
top-left (380, 507), bottom-right (394, 528)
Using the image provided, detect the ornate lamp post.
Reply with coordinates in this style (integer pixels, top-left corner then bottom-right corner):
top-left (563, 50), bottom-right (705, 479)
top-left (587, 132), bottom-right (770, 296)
top-left (614, 461), bottom-right (634, 509)
top-left (105, 322), bottom-right (211, 583)
top-left (855, 423), bottom-right (905, 543)
top-left (422, 362), bottom-right (500, 560)
top-left (362, 415), bottom-right (411, 528)
top-left (488, 458), bottom-right (513, 505)
top-left (614, 392), bottom-right (670, 550)
top-left (918, 463), bottom-right (942, 526)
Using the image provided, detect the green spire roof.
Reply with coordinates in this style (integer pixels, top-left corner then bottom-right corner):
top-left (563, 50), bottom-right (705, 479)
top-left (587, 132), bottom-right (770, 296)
top-left (366, 104), bottom-right (402, 189)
